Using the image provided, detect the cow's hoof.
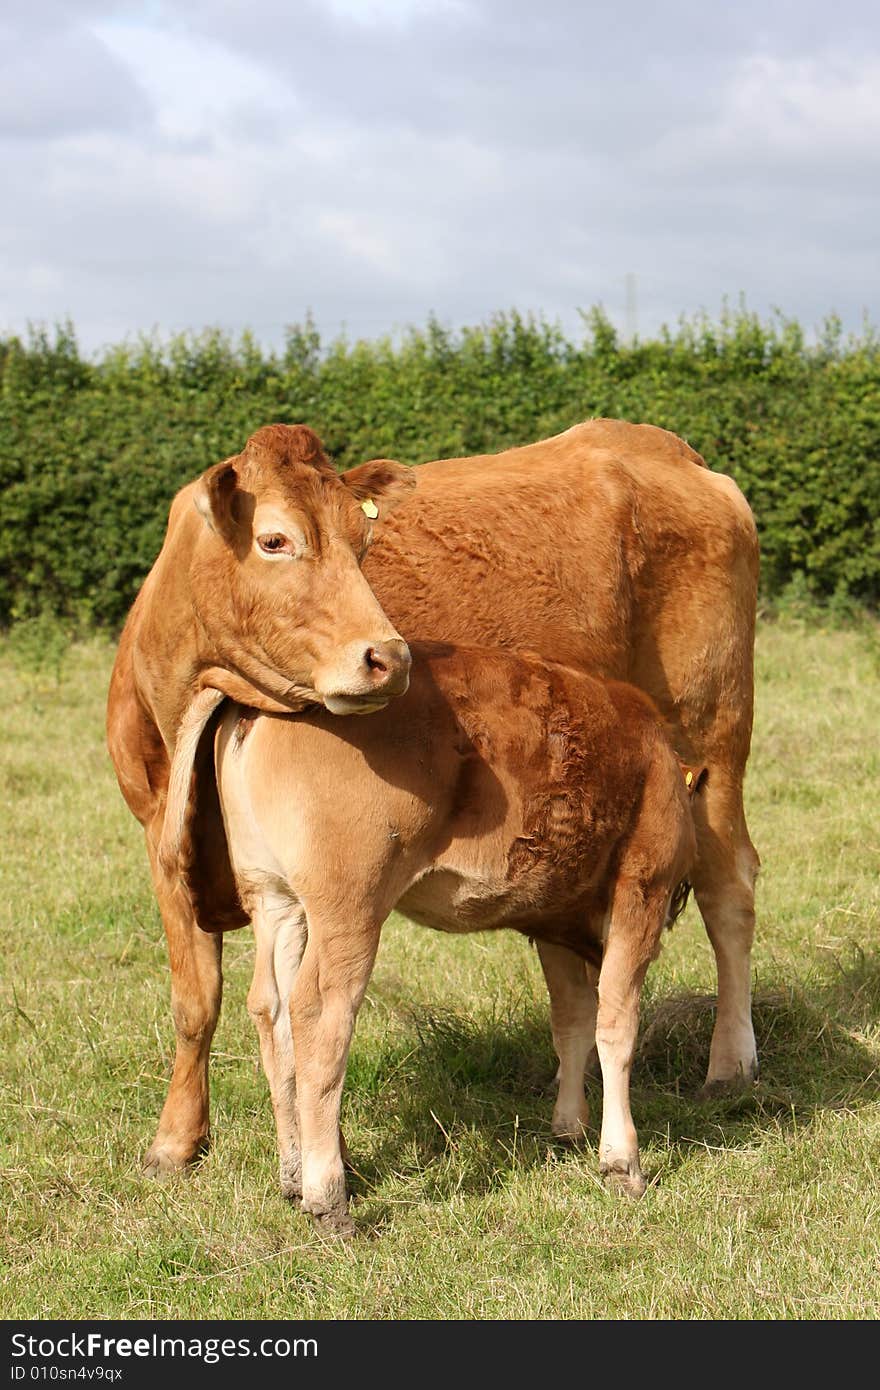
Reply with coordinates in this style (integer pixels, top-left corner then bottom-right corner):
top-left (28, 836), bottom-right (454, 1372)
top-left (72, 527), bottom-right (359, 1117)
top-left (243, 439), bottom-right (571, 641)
top-left (311, 1209), bottom-right (358, 1240)
top-left (600, 1165), bottom-right (647, 1199)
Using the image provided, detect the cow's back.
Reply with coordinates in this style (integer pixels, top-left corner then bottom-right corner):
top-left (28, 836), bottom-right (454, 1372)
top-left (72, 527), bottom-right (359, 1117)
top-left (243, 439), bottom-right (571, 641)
top-left (363, 419), bottom-right (758, 767)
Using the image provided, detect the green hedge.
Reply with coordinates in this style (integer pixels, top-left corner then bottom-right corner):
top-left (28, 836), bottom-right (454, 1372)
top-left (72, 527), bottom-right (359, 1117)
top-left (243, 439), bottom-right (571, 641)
top-left (1, 307), bottom-right (879, 628)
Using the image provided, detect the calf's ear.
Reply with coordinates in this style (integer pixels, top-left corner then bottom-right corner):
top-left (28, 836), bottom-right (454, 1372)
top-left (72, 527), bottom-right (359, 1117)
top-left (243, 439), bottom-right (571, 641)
top-left (341, 458), bottom-right (416, 520)
top-left (193, 458), bottom-right (246, 547)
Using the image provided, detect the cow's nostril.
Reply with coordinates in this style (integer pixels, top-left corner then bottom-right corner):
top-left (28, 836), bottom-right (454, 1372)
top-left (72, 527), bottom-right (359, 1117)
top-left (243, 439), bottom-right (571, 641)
top-left (365, 647), bottom-right (389, 674)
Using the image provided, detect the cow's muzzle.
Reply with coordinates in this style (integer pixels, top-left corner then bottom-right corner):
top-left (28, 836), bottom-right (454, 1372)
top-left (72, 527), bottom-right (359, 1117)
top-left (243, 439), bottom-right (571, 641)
top-left (319, 637), bottom-right (411, 715)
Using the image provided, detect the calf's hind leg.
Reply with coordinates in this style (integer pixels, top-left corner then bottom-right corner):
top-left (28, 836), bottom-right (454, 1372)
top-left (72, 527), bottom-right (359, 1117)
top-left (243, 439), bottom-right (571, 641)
top-left (595, 890), bottom-right (670, 1199)
top-left (247, 891), bottom-right (308, 1200)
top-left (535, 940), bottom-right (596, 1142)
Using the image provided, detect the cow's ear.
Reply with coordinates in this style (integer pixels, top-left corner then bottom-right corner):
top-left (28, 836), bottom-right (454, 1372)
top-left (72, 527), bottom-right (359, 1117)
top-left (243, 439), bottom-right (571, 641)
top-left (679, 762), bottom-right (709, 797)
top-left (194, 459), bottom-right (243, 544)
top-left (341, 459), bottom-right (416, 520)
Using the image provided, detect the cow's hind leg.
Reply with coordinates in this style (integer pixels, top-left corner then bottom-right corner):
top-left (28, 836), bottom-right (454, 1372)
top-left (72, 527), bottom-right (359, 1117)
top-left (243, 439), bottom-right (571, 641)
top-left (691, 776), bottom-right (760, 1092)
top-left (247, 890), bottom-right (308, 1200)
top-left (143, 851), bottom-right (223, 1176)
top-left (535, 940), bottom-right (596, 1142)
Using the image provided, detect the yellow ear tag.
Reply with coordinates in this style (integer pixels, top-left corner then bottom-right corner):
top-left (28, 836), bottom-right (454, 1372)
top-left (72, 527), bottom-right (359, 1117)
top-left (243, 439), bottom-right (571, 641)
top-left (361, 498), bottom-right (379, 520)
top-left (685, 770), bottom-right (694, 788)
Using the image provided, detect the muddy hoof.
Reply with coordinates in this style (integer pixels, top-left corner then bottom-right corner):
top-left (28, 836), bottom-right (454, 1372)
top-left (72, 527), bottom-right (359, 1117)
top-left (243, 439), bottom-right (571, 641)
top-left (311, 1209), bottom-right (358, 1240)
top-left (600, 1165), bottom-right (647, 1199)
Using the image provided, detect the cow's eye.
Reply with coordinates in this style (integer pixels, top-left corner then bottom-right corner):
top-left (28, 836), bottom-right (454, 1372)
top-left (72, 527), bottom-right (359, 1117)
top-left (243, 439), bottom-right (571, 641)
top-left (257, 533), bottom-right (291, 554)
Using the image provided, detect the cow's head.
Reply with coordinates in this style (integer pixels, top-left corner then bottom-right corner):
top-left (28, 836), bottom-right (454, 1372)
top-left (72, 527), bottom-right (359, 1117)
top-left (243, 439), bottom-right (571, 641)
top-left (189, 423), bottom-right (415, 716)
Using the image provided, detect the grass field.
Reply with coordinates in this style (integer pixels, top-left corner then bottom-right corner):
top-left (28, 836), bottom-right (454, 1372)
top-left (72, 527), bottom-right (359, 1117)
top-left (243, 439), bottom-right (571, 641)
top-left (1, 616), bottom-right (879, 1320)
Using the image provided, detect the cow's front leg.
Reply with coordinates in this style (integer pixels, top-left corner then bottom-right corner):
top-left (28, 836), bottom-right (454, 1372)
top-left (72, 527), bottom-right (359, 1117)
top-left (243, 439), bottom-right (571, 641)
top-left (144, 839), bottom-right (223, 1176)
top-left (247, 892), bottom-right (308, 1201)
top-left (535, 940), bottom-right (596, 1143)
top-left (290, 913), bottom-right (381, 1238)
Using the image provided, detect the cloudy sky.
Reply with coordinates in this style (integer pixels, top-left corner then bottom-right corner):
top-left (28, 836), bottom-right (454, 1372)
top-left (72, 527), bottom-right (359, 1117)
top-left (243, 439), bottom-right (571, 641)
top-left (2, 0), bottom-right (878, 351)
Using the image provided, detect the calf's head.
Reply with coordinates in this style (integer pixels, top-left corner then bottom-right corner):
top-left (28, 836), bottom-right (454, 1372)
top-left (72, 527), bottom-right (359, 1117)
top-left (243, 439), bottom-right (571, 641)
top-left (190, 423), bottom-right (414, 715)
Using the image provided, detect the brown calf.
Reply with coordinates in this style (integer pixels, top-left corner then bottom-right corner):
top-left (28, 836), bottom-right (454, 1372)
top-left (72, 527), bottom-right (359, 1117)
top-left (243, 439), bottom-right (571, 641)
top-left (213, 642), bottom-right (702, 1234)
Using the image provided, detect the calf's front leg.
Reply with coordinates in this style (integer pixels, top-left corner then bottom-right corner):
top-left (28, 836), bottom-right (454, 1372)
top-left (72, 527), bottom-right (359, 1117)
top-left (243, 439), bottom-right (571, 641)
top-left (290, 912), bottom-right (381, 1237)
top-left (247, 892), bottom-right (308, 1201)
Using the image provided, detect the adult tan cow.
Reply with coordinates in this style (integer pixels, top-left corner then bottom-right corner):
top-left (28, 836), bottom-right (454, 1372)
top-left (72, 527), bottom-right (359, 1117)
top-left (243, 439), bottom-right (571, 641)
top-left (107, 423), bottom-right (415, 1172)
top-left (107, 417), bottom-right (760, 1177)
top-left (213, 643), bottom-right (706, 1232)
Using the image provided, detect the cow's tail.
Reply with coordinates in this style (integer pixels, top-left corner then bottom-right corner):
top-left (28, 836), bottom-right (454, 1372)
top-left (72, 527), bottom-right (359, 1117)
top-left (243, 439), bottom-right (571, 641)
top-left (666, 760), bottom-right (709, 928)
top-left (157, 687), bottom-right (226, 875)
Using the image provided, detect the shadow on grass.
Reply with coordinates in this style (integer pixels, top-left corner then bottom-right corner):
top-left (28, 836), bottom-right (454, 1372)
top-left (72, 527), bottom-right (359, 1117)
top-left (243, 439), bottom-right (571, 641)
top-left (344, 946), bottom-right (880, 1204)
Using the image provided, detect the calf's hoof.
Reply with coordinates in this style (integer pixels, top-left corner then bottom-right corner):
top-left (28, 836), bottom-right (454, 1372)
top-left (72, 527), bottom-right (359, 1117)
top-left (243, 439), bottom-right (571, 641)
top-left (599, 1162), bottom-right (647, 1200)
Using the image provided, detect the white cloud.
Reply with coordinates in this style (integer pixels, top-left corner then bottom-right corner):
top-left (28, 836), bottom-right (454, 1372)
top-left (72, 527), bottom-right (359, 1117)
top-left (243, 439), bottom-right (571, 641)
top-left (94, 20), bottom-right (299, 143)
top-left (653, 51), bottom-right (880, 180)
top-left (0, 19), bottom-right (151, 138)
top-left (730, 52), bottom-right (880, 160)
